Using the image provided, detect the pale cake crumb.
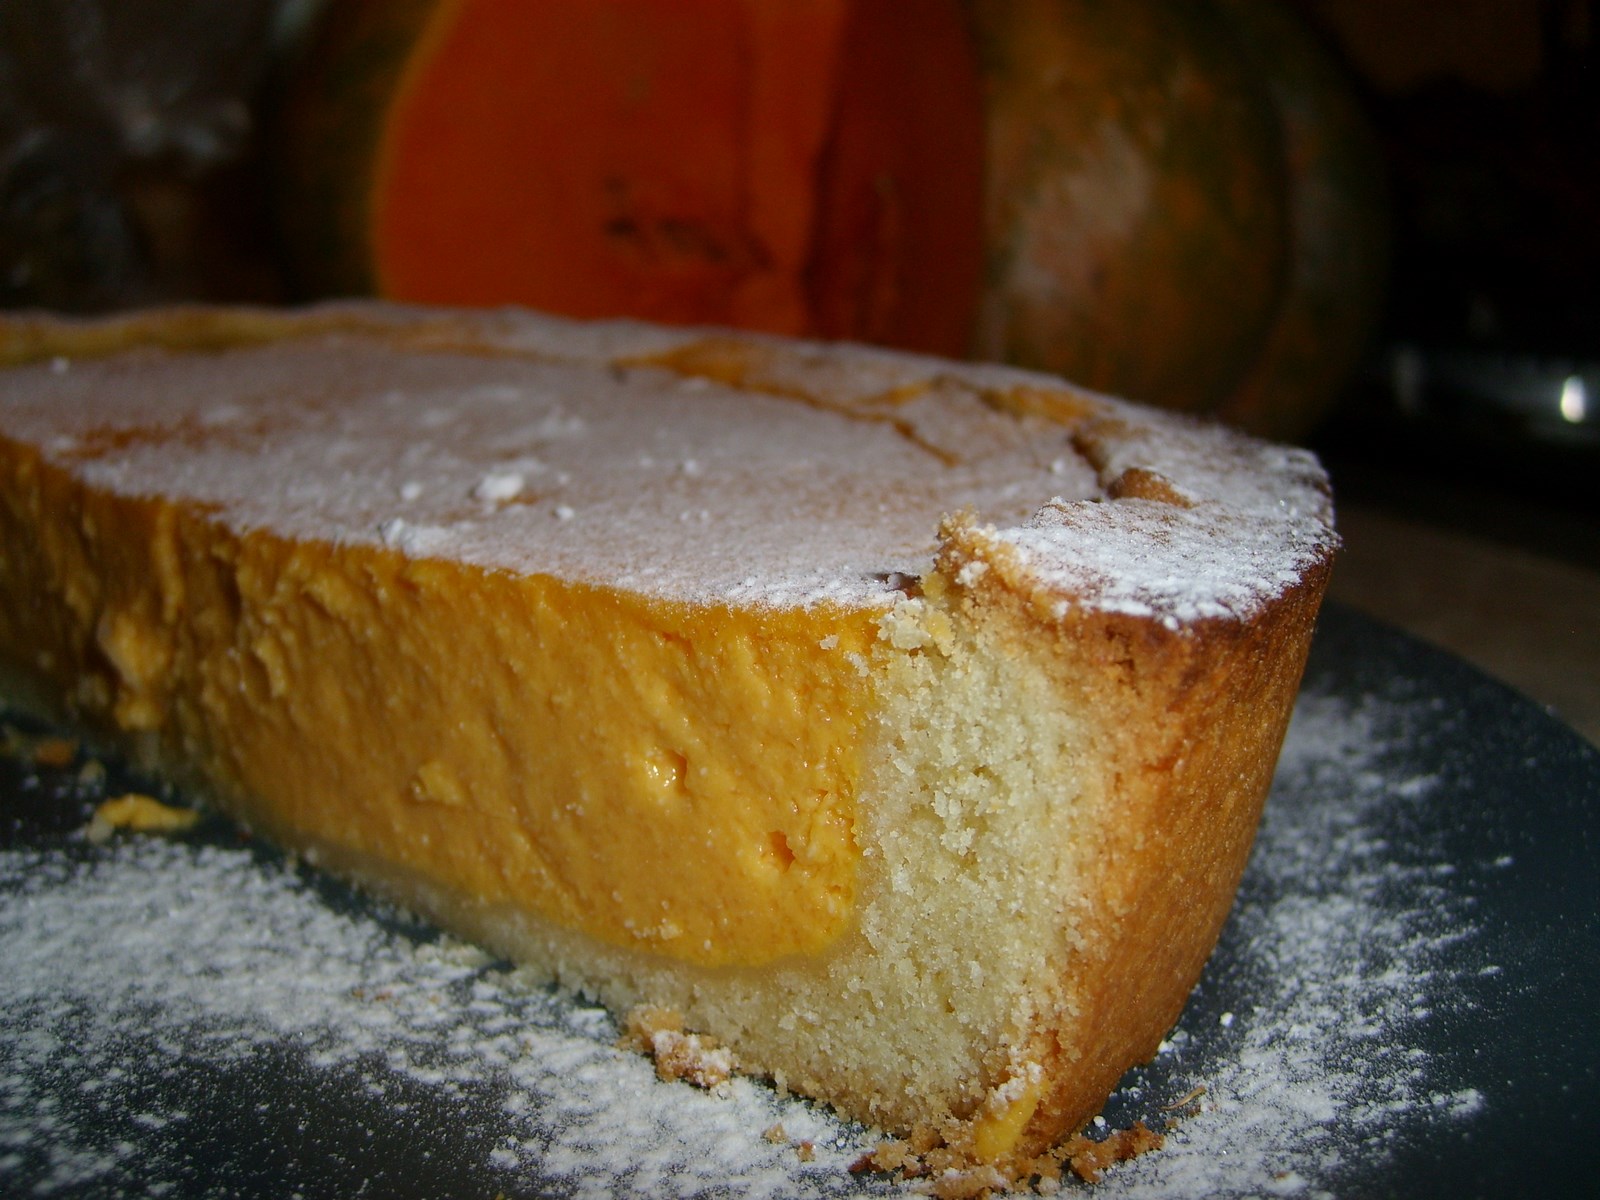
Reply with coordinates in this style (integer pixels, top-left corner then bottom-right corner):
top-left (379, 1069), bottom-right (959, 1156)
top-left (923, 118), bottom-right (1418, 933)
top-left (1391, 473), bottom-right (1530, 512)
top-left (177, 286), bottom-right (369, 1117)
top-left (85, 794), bottom-right (200, 844)
top-left (622, 1005), bottom-right (736, 1091)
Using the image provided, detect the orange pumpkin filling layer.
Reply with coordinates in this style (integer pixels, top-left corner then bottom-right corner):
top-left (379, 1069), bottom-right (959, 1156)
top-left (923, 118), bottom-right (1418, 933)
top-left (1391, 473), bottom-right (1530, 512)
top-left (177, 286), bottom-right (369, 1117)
top-left (0, 452), bottom-right (880, 967)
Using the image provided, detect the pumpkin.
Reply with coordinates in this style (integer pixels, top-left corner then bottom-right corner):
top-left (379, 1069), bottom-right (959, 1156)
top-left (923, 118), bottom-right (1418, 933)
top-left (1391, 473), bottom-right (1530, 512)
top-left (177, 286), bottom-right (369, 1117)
top-left (275, 0), bottom-right (986, 357)
top-left (967, 0), bottom-right (1297, 417)
top-left (275, 0), bottom-right (1386, 438)
top-left (1208, 0), bottom-right (1390, 441)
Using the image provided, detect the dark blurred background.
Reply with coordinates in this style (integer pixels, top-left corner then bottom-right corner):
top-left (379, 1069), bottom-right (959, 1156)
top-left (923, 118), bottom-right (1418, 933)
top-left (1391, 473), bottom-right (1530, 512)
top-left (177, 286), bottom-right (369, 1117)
top-left (1291, 0), bottom-right (1600, 557)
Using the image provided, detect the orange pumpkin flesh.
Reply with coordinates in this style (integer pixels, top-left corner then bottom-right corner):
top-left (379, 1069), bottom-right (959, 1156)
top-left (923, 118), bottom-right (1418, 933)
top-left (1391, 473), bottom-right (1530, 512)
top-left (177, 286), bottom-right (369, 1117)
top-left (802, 0), bottom-right (987, 352)
top-left (302, 0), bottom-right (983, 355)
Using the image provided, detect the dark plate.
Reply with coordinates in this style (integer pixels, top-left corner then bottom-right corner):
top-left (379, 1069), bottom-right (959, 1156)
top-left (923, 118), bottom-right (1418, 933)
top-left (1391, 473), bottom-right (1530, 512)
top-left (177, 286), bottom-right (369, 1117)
top-left (2, 603), bottom-right (1597, 1198)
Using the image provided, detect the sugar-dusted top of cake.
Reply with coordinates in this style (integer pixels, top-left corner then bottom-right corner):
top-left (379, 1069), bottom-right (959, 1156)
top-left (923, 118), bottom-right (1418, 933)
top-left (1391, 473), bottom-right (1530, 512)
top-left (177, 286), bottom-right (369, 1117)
top-left (0, 304), bottom-right (1334, 619)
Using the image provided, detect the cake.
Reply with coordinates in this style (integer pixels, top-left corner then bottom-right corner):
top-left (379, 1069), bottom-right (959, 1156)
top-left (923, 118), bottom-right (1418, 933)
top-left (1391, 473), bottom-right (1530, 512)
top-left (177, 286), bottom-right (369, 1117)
top-left (0, 302), bottom-right (1335, 1169)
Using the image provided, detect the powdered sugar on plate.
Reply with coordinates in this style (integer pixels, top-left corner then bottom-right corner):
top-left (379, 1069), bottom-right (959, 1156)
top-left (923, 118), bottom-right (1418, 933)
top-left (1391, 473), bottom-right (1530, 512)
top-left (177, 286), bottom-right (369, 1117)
top-left (0, 839), bottom-right (873, 1198)
top-left (0, 645), bottom-right (1515, 1199)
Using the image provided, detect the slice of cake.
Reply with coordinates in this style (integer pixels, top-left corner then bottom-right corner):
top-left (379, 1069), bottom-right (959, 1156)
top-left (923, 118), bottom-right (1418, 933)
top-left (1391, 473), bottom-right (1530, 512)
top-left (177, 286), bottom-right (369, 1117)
top-left (0, 303), bottom-right (1334, 1169)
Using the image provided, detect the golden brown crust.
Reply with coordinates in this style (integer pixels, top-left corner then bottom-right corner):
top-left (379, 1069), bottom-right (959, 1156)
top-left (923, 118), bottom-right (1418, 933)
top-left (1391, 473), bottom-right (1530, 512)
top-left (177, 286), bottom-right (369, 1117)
top-left (924, 507), bottom-right (1332, 1161)
top-left (956, 549), bottom-right (1333, 1159)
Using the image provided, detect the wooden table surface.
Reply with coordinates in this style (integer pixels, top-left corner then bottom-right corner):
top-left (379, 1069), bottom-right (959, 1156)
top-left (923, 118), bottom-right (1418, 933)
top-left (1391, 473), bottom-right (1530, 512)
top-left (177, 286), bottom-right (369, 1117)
top-left (1327, 504), bottom-right (1600, 748)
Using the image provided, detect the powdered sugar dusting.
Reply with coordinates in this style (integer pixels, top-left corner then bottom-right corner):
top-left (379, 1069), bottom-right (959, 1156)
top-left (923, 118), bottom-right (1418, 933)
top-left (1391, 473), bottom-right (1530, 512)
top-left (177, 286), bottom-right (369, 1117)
top-left (995, 417), bottom-right (1333, 622)
top-left (1004, 503), bottom-right (1324, 623)
top-left (0, 840), bottom-right (872, 1198)
top-left (0, 677), bottom-right (1499, 1197)
top-left (0, 307), bottom-right (1331, 618)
